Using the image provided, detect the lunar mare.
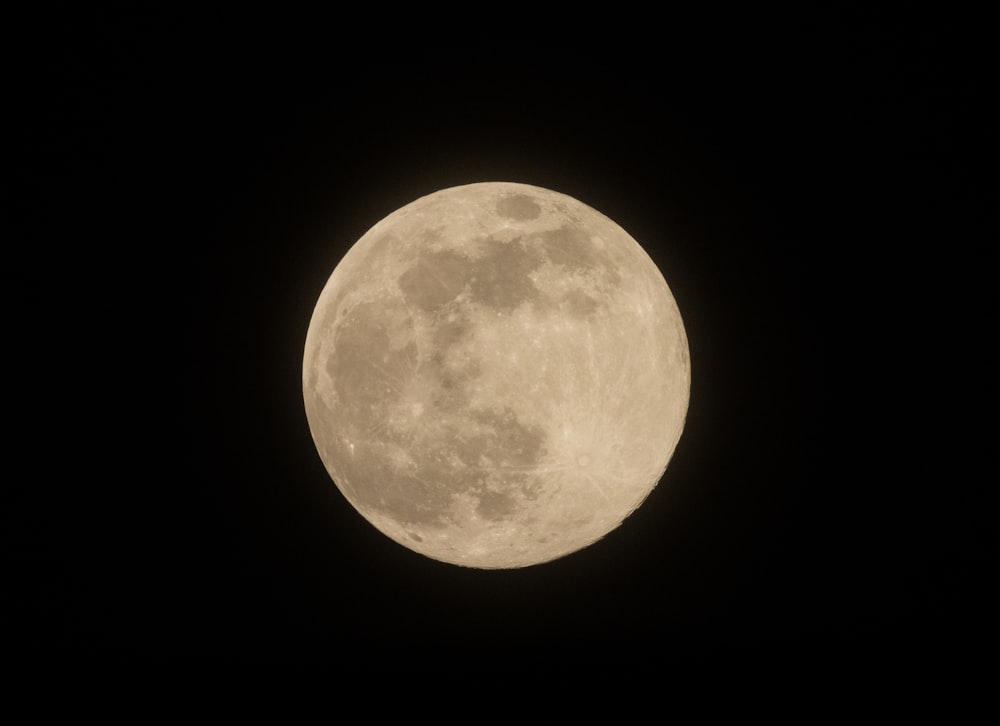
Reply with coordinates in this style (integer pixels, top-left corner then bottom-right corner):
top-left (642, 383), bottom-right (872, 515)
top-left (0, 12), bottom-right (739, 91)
top-left (303, 182), bottom-right (690, 568)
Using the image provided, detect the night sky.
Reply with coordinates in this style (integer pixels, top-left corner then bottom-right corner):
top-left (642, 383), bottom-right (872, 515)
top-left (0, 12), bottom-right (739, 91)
top-left (9, 8), bottom-right (992, 683)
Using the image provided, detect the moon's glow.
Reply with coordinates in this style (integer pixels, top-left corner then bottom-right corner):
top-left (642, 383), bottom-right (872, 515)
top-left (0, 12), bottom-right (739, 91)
top-left (303, 182), bottom-right (690, 568)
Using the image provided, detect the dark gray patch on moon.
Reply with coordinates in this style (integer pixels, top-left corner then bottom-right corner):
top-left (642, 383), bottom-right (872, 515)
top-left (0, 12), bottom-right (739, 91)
top-left (328, 301), bottom-right (416, 433)
top-left (430, 316), bottom-right (471, 353)
top-left (377, 469), bottom-right (457, 526)
top-left (561, 288), bottom-right (601, 317)
top-left (396, 225), bottom-right (620, 322)
top-left (398, 250), bottom-right (469, 313)
top-left (468, 236), bottom-right (543, 311)
top-left (496, 194), bottom-right (541, 220)
top-left (476, 490), bottom-right (519, 520)
top-left (422, 319), bottom-right (480, 411)
top-left (470, 406), bottom-right (547, 468)
top-left (539, 224), bottom-right (619, 285)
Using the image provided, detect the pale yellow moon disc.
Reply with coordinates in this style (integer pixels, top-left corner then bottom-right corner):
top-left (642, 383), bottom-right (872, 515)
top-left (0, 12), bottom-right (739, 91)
top-left (303, 182), bottom-right (690, 568)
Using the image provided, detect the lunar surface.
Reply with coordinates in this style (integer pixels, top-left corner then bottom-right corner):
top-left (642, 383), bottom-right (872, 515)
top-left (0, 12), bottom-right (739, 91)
top-left (303, 182), bottom-right (690, 568)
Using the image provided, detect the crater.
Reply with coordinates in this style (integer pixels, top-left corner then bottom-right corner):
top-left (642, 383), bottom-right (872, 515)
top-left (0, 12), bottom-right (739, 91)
top-left (496, 193), bottom-right (541, 220)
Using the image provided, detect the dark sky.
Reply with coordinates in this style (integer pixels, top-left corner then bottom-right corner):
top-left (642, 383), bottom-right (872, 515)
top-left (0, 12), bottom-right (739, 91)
top-left (8, 8), bottom-right (993, 683)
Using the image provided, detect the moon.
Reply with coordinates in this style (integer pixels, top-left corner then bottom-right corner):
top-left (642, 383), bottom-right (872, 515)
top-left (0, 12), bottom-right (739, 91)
top-left (303, 182), bottom-right (690, 568)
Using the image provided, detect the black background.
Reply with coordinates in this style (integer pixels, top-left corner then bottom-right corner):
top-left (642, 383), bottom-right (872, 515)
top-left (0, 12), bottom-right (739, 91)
top-left (8, 7), bottom-right (993, 684)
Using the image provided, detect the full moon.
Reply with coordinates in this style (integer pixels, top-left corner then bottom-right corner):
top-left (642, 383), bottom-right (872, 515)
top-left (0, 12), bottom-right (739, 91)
top-left (303, 182), bottom-right (690, 568)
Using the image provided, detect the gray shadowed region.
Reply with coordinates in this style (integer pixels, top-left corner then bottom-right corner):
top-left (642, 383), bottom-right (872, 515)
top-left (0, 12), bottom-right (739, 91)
top-left (539, 224), bottom-right (619, 284)
top-left (398, 249), bottom-right (469, 313)
top-left (467, 236), bottom-right (545, 312)
top-left (496, 193), bottom-right (542, 221)
top-left (561, 288), bottom-right (601, 317)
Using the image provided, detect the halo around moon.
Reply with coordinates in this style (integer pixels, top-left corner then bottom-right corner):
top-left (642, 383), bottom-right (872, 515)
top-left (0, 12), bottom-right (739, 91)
top-left (303, 182), bottom-right (690, 568)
